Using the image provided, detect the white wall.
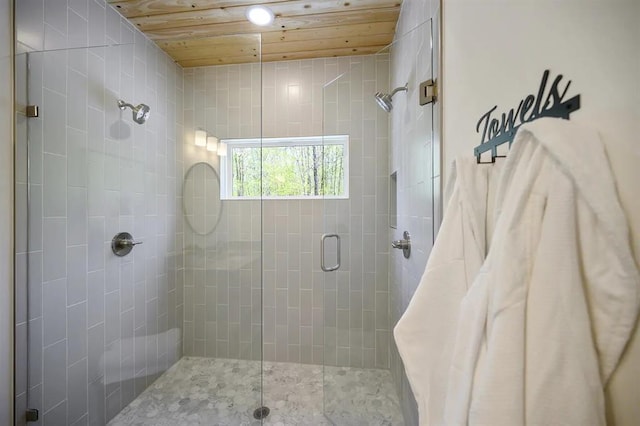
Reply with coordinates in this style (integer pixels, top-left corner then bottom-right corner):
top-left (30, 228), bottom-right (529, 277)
top-left (0, 0), bottom-right (14, 423)
top-left (442, 0), bottom-right (640, 424)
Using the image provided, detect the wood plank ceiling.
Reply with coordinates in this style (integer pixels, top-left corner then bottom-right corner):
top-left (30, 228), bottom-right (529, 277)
top-left (107, 0), bottom-right (402, 67)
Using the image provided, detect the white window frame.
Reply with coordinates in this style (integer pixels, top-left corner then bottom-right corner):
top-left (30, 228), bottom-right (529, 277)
top-left (220, 135), bottom-right (349, 200)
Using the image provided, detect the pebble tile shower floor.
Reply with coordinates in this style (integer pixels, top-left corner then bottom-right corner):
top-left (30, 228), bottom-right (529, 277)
top-left (108, 357), bottom-right (403, 425)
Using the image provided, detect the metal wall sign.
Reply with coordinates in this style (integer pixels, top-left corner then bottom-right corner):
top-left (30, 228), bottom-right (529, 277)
top-left (473, 69), bottom-right (581, 163)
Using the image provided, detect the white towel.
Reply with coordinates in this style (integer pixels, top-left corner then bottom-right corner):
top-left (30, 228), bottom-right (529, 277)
top-left (444, 118), bottom-right (640, 425)
top-left (394, 157), bottom-right (504, 425)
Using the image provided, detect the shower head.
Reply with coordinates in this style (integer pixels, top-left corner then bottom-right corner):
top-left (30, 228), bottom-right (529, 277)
top-left (117, 99), bottom-right (151, 124)
top-left (374, 84), bottom-right (408, 112)
top-left (374, 92), bottom-right (393, 112)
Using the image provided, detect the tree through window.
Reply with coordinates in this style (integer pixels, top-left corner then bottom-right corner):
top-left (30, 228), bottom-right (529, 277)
top-left (220, 136), bottom-right (349, 199)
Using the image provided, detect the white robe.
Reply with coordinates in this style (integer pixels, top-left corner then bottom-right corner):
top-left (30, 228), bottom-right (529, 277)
top-left (445, 118), bottom-right (640, 425)
top-left (393, 157), bottom-right (504, 425)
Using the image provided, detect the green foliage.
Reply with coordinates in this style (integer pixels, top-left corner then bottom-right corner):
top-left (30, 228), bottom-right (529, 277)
top-left (232, 144), bottom-right (345, 197)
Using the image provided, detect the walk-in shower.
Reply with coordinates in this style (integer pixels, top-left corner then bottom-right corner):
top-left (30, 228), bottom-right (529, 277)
top-left (374, 84), bottom-right (408, 112)
top-left (117, 99), bottom-right (151, 124)
top-left (13, 4), bottom-right (437, 424)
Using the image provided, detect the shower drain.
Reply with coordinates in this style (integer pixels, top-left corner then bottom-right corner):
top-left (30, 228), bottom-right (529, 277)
top-left (253, 406), bottom-right (270, 420)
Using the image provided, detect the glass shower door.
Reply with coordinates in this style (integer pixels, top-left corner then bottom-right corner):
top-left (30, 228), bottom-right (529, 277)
top-left (321, 54), bottom-right (402, 425)
top-left (321, 17), bottom-right (436, 425)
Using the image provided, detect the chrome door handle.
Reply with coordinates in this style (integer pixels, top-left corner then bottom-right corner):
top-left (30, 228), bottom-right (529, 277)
top-left (321, 233), bottom-right (341, 272)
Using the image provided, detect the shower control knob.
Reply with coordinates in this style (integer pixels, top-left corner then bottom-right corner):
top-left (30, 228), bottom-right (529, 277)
top-left (111, 232), bottom-right (143, 257)
top-left (392, 231), bottom-right (411, 259)
top-left (391, 239), bottom-right (409, 249)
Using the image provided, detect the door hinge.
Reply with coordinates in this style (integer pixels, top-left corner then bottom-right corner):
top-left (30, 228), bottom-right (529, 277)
top-left (25, 408), bottom-right (39, 422)
top-left (26, 105), bottom-right (39, 118)
top-left (419, 79), bottom-right (437, 105)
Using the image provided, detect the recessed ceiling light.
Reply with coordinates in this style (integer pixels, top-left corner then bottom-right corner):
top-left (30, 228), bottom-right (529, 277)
top-left (246, 5), bottom-right (275, 26)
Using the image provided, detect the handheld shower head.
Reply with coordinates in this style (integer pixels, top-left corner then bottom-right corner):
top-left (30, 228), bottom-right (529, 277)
top-left (374, 84), bottom-right (408, 112)
top-left (118, 99), bottom-right (151, 124)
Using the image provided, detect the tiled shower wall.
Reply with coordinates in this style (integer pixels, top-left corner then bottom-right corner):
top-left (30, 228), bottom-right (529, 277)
top-left (13, 0), bottom-right (184, 424)
top-left (182, 55), bottom-right (392, 368)
top-left (388, 0), bottom-right (441, 424)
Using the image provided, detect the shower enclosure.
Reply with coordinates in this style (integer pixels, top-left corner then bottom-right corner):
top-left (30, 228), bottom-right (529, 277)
top-left (13, 2), bottom-right (436, 423)
top-left (14, 40), bottom-right (188, 424)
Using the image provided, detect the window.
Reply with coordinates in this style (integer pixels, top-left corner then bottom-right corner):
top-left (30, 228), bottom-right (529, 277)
top-left (220, 135), bottom-right (349, 199)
